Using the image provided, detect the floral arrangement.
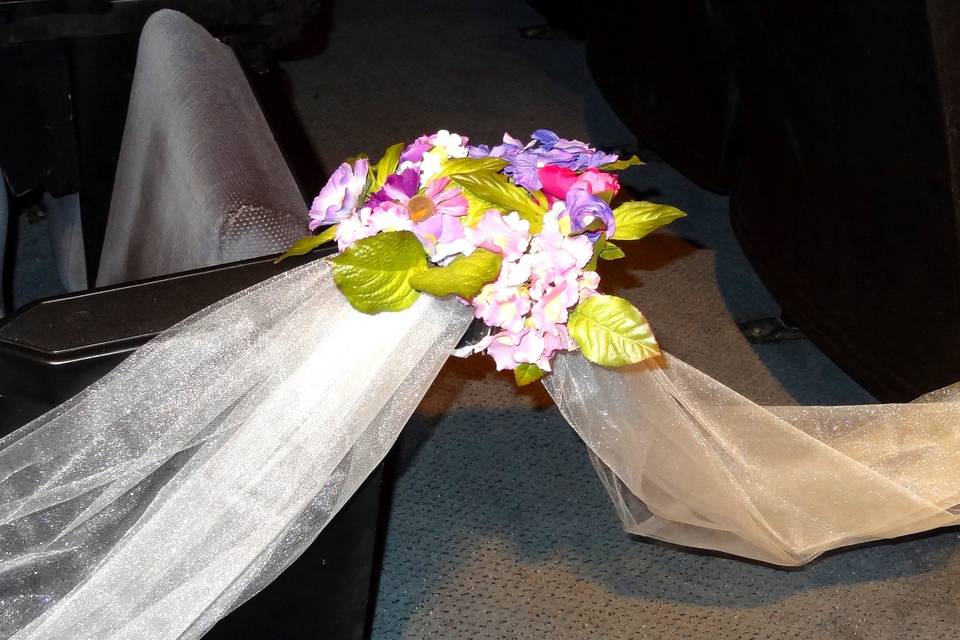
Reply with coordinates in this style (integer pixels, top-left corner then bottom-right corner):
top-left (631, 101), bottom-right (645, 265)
top-left (280, 130), bottom-right (684, 385)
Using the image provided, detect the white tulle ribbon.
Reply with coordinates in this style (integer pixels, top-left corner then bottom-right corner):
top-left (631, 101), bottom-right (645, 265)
top-left (0, 259), bottom-right (472, 640)
top-left (3, 260), bottom-right (960, 639)
top-left (544, 352), bottom-right (960, 566)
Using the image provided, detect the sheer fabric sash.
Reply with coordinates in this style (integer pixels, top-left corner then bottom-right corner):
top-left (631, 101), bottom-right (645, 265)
top-left (0, 260), bottom-right (472, 639)
top-left (545, 353), bottom-right (960, 566)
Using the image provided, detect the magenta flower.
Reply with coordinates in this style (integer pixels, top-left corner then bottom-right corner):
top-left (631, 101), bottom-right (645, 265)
top-left (368, 168), bottom-right (419, 208)
top-left (538, 166), bottom-right (620, 201)
top-left (309, 158), bottom-right (369, 231)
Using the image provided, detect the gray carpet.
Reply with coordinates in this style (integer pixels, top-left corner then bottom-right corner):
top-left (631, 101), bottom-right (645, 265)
top-left (280, 1), bottom-right (960, 638)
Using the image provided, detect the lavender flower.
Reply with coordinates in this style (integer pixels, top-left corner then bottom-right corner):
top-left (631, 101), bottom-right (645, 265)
top-left (308, 158), bottom-right (369, 230)
top-left (565, 188), bottom-right (616, 240)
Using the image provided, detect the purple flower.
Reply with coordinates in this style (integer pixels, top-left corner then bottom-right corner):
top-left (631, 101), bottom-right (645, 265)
top-left (505, 152), bottom-right (544, 191)
top-left (531, 129), bottom-right (561, 149)
top-left (367, 168), bottom-right (420, 207)
top-left (308, 158), bottom-right (369, 230)
top-left (565, 188), bottom-right (616, 240)
top-left (568, 149), bottom-right (619, 172)
top-left (468, 133), bottom-right (528, 162)
top-left (531, 129), bottom-right (618, 168)
top-left (467, 144), bottom-right (491, 158)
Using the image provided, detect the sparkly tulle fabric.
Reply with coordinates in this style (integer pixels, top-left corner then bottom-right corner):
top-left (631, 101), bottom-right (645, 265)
top-left (4, 277), bottom-right (960, 638)
top-left (0, 260), bottom-right (472, 639)
top-left (544, 354), bottom-right (960, 566)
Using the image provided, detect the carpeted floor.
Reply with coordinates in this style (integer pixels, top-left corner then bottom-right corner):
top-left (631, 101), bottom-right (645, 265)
top-left (276, 1), bottom-right (960, 639)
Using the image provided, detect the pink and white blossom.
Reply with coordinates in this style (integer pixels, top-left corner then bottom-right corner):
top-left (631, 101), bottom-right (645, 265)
top-left (473, 282), bottom-right (531, 333)
top-left (530, 274), bottom-right (580, 332)
top-left (465, 211), bottom-right (531, 261)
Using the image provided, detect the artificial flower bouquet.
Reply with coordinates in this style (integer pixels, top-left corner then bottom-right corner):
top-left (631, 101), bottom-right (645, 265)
top-left (280, 130), bottom-right (684, 385)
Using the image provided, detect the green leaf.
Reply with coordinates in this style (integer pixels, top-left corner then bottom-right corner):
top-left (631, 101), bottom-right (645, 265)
top-left (315, 224), bottom-right (340, 244)
top-left (451, 172), bottom-right (547, 233)
top-left (530, 188), bottom-right (549, 211)
top-left (439, 156), bottom-right (509, 177)
top-left (329, 231), bottom-right (428, 313)
top-left (611, 201), bottom-right (685, 241)
top-left (372, 142), bottom-right (405, 190)
top-left (600, 155), bottom-right (644, 171)
top-left (359, 170), bottom-right (375, 202)
top-left (568, 295), bottom-right (660, 366)
top-left (599, 242), bottom-right (625, 261)
top-left (462, 190), bottom-right (499, 226)
top-left (274, 226), bottom-right (338, 263)
top-left (586, 235), bottom-right (606, 271)
top-left (409, 249), bottom-right (503, 299)
top-left (514, 362), bottom-right (545, 386)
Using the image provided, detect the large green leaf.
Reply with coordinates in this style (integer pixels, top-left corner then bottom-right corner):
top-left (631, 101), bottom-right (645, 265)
top-left (438, 156), bottom-right (509, 177)
top-left (330, 231), bottom-right (428, 313)
top-left (514, 362), bottom-right (544, 386)
top-left (409, 249), bottom-right (502, 299)
top-left (274, 225), bottom-right (338, 263)
top-left (568, 295), bottom-right (660, 366)
top-left (611, 201), bottom-right (685, 241)
top-left (372, 142), bottom-right (405, 190)
top-left (599, 155), bottom-right (644, 171)
top-left (451, 172), bottom-right (546, 233)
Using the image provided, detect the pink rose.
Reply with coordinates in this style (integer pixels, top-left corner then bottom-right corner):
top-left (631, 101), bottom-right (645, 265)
top-left (573, 168), bottom-right (619, 197)
top-left (538, 166), bottom-right (580, 200)
top-left (537, 166), bottom-right (620, 201)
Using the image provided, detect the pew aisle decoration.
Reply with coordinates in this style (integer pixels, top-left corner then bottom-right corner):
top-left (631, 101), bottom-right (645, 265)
top-left (280, 130), bottom-right (684, 384)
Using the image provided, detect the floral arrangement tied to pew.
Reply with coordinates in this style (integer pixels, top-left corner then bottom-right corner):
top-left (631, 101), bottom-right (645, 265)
top-left (280, 130), bottom-right (684, 384)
